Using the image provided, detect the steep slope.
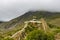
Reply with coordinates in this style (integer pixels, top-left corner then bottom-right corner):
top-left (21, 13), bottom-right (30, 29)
top-left (0, 11), bottom-right (60, 32)
top-left (0, 11), bottom-right (60, 39)
top-left (12, 11), bottom-right (60, 26)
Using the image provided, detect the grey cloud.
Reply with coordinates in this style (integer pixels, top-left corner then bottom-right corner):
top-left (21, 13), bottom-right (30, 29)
top-left (0, 0), bottom-right (60, 21)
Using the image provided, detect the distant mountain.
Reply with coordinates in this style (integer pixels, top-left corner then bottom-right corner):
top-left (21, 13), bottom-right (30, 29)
top-left (0, 11), bottom-right (60, 32)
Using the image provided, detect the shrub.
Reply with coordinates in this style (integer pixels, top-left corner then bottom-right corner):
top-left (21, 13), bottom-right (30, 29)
top-left (48, 23), bottom-right (60, 29)
top-left (25, 30), bottom-right (54, 40)
top-left (4, 36), bottom-right (14, 40)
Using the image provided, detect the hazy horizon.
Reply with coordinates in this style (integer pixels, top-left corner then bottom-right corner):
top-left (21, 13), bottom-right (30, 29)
top-left (0, 0), bottom-right (60, 21)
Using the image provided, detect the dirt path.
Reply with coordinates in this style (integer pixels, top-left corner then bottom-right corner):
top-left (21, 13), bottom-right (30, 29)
top-left (11, 22), bottom-right (28, 40)
top-left (11, 18), bottom-right (49, 40)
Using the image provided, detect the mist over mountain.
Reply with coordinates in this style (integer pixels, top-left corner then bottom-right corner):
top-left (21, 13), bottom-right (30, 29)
top-left (0, 0), bottom-right (60, 21)
top-left (0, 0), bottom-right (60, 40)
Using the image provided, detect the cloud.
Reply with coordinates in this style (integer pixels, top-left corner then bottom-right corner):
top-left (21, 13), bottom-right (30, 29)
top-left (0, 0), bottom-right (60, 21)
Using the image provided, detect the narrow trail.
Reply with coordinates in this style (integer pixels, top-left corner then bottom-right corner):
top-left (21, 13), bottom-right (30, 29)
top-left (11, 22), bottom-right (28, 40)
top-left (11, 18), bottom-right (50, 40)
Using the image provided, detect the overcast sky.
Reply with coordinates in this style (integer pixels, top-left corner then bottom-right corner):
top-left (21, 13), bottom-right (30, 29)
top-left (0, 0), bottom-right (60, 21)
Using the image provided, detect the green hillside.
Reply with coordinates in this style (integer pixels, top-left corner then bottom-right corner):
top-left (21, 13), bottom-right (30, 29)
top-left (0, 11), bottom-right (60, 40)
top-left (0, 11), bottom-right (60, 29)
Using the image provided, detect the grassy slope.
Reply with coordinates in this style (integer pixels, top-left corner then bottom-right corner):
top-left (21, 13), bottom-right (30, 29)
top-left (0, 11), bottom-right (60, 30)
top-left (0, 11), bottom-right (60, 29)
top-left (0, 11), bottom-right (60, 37)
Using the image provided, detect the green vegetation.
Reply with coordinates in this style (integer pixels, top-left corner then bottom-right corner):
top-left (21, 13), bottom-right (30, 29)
top-left (25, 30), bottom-right (54, 40)
top-left (25, 23), bottom-right (37, 34)
top-left (4, 36), bottom-right (14, 40)
top-left (0, 11), bottom-right (60, 40)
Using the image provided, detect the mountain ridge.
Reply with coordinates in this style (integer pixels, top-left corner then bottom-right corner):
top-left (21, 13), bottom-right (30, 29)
top-left (0, 11), bottom-right (60, 39)
top-left (0, 11), bottom-right (60, 31)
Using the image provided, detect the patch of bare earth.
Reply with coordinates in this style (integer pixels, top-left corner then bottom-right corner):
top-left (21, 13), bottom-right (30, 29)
top-left (55, 33), bottom-right (60, 40)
